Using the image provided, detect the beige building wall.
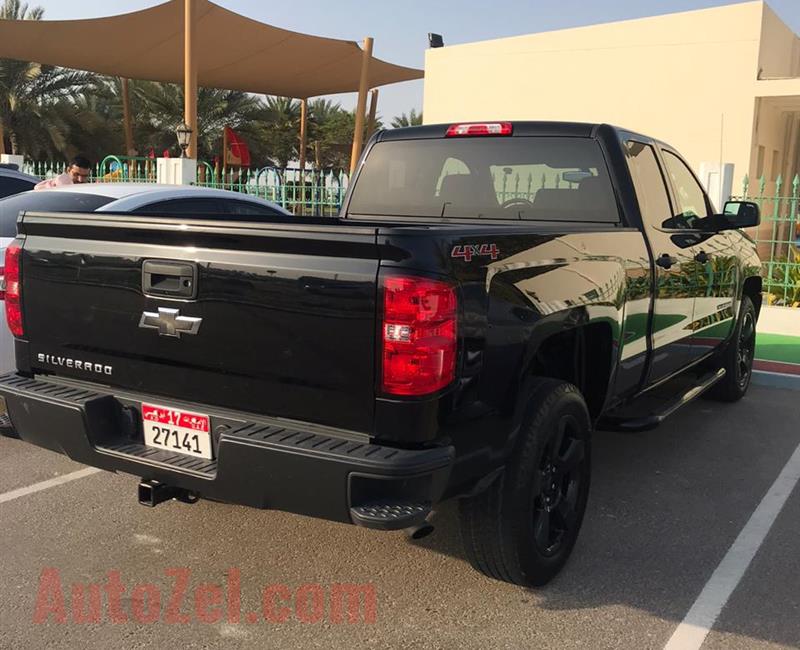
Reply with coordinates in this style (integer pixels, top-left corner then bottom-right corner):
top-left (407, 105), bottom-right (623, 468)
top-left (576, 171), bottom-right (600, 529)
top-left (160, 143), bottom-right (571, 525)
top-left (423, 1), bottom-right (799, 194)
top-left (759, 3), bottom-right (800, 78)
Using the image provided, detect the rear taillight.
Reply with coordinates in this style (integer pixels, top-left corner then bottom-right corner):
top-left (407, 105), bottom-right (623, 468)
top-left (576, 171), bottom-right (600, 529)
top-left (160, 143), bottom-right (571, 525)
top-left (381, 275), bottom-right (457, 396)
top-left (4, 242), bottom-right (23, 337)
top-left (445, 122), bottom-right (513, 137)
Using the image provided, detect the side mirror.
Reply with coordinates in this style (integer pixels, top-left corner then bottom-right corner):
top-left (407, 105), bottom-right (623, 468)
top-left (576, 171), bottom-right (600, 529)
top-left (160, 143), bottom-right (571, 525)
top-left (722, 200), bottom-right (760, 229)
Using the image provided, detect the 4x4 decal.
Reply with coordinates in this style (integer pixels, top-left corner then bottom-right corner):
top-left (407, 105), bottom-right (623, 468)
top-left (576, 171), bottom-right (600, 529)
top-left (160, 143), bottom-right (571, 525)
top-left (451, 244), bottom-right (500, 263)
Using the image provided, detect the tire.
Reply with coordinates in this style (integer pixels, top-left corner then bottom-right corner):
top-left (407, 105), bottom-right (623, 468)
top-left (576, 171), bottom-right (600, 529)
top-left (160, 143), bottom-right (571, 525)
top-left (458, 378), bottom-right (591, 587)
top-left (705, 295), bottom-right (756, 403)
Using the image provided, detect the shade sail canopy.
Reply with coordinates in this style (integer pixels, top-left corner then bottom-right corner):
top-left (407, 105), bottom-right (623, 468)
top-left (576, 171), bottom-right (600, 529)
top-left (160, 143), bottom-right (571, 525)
top-left (0, 0), bottom-right (423, 97)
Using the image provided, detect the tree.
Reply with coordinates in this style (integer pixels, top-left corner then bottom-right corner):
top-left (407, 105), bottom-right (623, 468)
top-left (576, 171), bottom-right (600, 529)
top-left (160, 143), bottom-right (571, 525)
top-left (244, 96), bottom-right (301, 169)
top-left (131, 82), bottom-right (263, 160)
top-left (391, 109), bottom-right (423, 128)
top-left (308, 98), bottom-right (340, 129)
top-left (51, 79), bottom-right (125, 162)
top-left (306, 99), bottom-right (349, 170)
top-left (307, 99), bottom-right (384, 171)
top-left (0, 0), bottom-right (95, 157)
top-left (316, 109), bottom-right (356, 171)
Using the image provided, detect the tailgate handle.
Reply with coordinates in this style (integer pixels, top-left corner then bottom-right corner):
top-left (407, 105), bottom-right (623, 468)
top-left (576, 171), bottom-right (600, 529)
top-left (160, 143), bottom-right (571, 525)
top-left (142, 260), bottom-right (197, 299)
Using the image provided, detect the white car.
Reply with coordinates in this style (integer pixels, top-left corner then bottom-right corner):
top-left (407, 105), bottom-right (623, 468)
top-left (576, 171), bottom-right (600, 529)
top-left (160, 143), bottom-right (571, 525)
top-left (0, 184), bottom-right (292, 375)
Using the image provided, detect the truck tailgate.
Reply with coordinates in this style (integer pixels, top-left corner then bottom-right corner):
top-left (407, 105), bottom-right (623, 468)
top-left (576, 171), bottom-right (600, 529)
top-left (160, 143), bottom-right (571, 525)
top-left (17, 212), bottom-right (380, 433)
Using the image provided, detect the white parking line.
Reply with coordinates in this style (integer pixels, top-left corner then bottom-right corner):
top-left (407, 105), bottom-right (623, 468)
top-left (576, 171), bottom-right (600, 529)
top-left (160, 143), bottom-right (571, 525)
top-left (0, 467), bottom-right (102, 505)
top-left (664, 441), bottom-right (800, 650)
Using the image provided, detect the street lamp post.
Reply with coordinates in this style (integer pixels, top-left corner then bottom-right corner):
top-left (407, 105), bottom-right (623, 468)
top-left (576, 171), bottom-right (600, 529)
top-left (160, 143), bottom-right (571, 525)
top-left (176, 122), bottom-right (193, 158)
top-left (157, 121), bottom-right (197, 185)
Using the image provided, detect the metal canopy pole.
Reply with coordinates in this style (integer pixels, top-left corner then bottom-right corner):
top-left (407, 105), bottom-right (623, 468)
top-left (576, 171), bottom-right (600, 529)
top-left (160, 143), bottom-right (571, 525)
top-left (349, 37), bottom-right (373, 175)
top-left (366, 88), bottom-right (379, 141)
top-left (184, 0), bottom-right (198, 159)
top-left (299, 98), bottom-right (308, 215)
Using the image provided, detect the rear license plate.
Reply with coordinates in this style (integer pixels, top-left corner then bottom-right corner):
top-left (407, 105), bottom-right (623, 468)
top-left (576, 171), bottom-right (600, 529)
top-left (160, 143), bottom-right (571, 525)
top-left (142, 403), bottom-right (213, 460)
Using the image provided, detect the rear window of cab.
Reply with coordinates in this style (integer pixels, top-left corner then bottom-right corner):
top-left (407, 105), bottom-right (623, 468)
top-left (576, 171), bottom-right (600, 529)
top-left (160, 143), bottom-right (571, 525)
top-left (347, 136), bottom-right (620, 223)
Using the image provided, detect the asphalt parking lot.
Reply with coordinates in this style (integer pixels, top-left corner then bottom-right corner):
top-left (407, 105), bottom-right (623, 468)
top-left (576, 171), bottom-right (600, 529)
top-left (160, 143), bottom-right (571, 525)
top-left (0, 385), bottom-right (798, 650)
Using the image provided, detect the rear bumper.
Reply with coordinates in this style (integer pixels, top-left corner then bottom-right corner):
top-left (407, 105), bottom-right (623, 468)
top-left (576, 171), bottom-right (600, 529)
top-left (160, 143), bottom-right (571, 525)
top-left (0, 374), bottom-right (454, 529)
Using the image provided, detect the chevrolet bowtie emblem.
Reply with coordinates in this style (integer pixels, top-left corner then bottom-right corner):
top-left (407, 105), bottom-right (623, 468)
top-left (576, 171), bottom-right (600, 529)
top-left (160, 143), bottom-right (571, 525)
top-left (139, 308), bottom-right (202, 338)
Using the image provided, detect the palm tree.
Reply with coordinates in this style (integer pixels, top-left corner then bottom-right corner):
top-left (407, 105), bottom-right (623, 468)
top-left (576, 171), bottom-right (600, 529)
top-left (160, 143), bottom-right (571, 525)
top-left (308, 98), bottom-right (340, 127)
top-left (391, 109), bottom-right (423, 128)
top-left (0, 0), bottom-right (97, 157)
top-left (197, 88), bottom-right (262, 159)
top-left (306, 99), bottom-right (346, 169)
top-left (0, 63), bottom-right (94, 157)
top-left (1, 0), bottom-right (48, 154)
top-left (51, 79), bottom-right (125, 162)
top-left (0, 0), bottom-right (41, 19)
top-left (132, 82), bottom-right (263, 160)
top-left (262, 96), bottom-right (301, 168)
top-left (307, 99), bottom-right (386, 171)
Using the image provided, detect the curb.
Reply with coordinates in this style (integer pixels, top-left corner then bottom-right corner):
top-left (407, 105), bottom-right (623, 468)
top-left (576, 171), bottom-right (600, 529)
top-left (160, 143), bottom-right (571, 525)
top-left (752, 370), bottom-right (800, 391)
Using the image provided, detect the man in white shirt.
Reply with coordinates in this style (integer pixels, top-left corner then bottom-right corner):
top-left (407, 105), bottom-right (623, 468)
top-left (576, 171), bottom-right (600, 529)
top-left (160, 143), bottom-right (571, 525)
top-left (34, 156), bottom-right (92, 190)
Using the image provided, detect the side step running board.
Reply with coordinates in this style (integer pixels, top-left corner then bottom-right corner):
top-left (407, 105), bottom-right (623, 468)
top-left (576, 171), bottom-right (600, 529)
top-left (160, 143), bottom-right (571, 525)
top-left (350, 501), bottom-right (431, 531)
top-left (598, 368), bottom-right (726, 433)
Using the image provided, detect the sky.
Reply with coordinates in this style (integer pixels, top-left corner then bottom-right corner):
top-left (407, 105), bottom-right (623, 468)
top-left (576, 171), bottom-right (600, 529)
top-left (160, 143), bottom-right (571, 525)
top-left (29, 0), bottom-right (800, 122)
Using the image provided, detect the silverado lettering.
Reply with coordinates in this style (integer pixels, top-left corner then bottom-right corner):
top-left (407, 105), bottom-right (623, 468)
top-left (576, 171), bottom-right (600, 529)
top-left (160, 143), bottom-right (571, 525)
top-left (36, 353), bottom-right (112, 376)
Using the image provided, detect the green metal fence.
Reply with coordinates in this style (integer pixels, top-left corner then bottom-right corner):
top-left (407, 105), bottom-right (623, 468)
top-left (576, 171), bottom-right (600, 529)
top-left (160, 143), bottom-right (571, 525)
top-left (737, 174), bottom-right (800, 307)
top-left (22, 157), bottom-right (349, 217)
top-left (23, 156), bottom-right (158, 184)
top-left (24, 160), bottom-right (71, 179)
top-left (194, 166), bottom-right (349, 217)
top-left (492, 167), bottom-right (581, 205)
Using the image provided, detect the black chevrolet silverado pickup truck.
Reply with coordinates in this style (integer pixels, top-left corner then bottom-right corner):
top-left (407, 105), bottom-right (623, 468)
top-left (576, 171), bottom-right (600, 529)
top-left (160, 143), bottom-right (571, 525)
top-left (0, 122), bottom-right (763, 587)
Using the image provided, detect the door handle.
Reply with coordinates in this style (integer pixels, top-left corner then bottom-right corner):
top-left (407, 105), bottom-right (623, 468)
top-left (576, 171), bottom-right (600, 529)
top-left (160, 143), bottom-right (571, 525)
top-left (655, 253), bottom-right (678, 270)
top-left (694, 250), bottom-right (710, 264)
top-left (142, 260), bottom-right (197, 299)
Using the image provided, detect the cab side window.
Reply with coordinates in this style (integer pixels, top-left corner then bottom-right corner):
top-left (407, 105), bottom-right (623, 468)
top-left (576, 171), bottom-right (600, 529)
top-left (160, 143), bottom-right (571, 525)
top-left (661, 151), bottom-right (710, 229)
top-left (624, 140), bottom-right (672, 228)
